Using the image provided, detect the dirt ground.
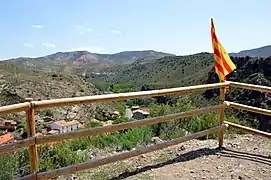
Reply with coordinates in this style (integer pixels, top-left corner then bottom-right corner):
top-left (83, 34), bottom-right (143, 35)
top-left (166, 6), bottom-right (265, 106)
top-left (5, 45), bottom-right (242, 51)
top-left (61, 134), bottom-right (271, 180)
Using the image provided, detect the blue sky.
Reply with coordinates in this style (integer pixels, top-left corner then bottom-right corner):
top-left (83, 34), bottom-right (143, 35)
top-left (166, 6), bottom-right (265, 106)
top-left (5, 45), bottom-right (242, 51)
top-left (0, 0), bottom-right (270, 59)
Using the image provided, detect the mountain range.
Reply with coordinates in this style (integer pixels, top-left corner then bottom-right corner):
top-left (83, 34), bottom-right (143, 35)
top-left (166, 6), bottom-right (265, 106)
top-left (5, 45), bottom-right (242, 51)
top-left (3, 44), bottom-right (271, 75)
top-left (4, 50), bottom-right (174, 74)
top-left (88, 44), bottom-right (271, 88)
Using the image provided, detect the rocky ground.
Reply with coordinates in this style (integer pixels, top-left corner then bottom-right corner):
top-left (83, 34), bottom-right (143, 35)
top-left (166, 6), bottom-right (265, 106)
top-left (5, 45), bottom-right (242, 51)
top-left (60, 134), bottom-right (271, 180)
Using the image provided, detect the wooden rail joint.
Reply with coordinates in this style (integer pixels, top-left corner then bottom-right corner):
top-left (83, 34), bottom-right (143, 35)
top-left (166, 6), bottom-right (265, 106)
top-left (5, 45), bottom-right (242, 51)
top-left (25, 98), bottom-right (39, 174)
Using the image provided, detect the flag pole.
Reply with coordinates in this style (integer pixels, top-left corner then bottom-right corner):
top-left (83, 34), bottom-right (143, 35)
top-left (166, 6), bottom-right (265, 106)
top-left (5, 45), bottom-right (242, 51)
top-left (211, 18), bottom-right (227, 148)
top-left (218, 79), bottom-right (226, 148)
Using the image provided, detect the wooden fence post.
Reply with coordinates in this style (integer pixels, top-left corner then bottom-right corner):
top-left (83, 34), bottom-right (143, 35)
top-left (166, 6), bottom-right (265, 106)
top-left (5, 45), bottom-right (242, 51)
top-left (25, 98), bottom-right (39, 175)
top-left (218, 86), bottom-right (226, 148)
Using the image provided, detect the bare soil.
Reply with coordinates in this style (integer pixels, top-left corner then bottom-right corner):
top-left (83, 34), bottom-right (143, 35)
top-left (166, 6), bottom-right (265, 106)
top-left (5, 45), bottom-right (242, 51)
top-left (62, 134), bottom-right (271, 180)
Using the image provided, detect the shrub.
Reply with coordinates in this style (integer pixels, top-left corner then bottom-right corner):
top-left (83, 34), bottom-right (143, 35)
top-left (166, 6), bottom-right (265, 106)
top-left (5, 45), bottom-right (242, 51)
top-left (0, 153), bottom-right (16, 180)
top-left (69, 137), bottom-right (92, 151)
top-left (44, 109), bottom-right (54, 117)
top-left (17, 120), bottom-right (26, 130)
top-left (118, 126), bottom-right (154, 150)
top-left (38, 143), bottom-right (87, 171)
top-left (36, 127), bottom-right (42, 133)
top-left (114, 101), bottom-right (126, 116)
top-left (225, 114), bottom-right (246, 135)
top-left (86, 121), bottom-right (102, 128)
top-left (113, 117), bottom-right (130, 124)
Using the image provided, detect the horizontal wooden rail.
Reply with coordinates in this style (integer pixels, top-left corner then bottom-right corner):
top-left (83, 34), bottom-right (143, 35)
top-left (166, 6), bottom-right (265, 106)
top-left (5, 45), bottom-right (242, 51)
top-left (32, 82), bottom-right (229, 109)
top-left (35, 125), bottom-right (226, 180)
top-left (36, 104), bottom-right (227, 145)
top-left (0, 102), bottom-right (30, 115)
top-left (225, 101), bottom-right (271, 116)
top-left (225, 121), bottom-right (271, 139)
top-left (0, 137), bottom-right (35, 155)
top-left (228, 81), bottom-right (271, 93)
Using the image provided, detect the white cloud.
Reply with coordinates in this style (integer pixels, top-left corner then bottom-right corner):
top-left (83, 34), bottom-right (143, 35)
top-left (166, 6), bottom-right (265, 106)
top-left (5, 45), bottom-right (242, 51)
top-left (42, 43), bottom-right (56, 48)
top-left (31, 24), bottom-right (43, 29)
top-left (111, 29), bottom-right (122, 35)
top-left (72, 46), bottom-right (105, 53)
top-left (75, 25), bottom-right (93, 35)
top-left (23, 43), bottom-right (34, 48)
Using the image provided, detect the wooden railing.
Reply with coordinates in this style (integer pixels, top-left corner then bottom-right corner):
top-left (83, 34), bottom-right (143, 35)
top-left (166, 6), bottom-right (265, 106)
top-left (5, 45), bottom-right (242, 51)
top-left (0, 81), bottom-right (270, 180)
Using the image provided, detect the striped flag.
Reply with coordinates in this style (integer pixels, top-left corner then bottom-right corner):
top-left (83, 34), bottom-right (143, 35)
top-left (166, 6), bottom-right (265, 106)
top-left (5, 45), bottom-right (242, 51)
top-left (211, 18), bottom-right (236, 82)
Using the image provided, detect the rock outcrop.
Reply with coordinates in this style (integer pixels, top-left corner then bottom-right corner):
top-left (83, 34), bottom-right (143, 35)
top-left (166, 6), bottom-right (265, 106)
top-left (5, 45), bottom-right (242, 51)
top-left (204, 56), bottom-right (271, 132)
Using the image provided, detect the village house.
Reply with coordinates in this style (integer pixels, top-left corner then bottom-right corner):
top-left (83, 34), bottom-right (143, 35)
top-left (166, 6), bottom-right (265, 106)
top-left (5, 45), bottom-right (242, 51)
top-left (132, 108), bottom-right (151, 120)
top-left (0, 120), bottom-right (17, 131)
top-left (125, 106), bottom-right (151, 120)
top-left (0, 132), bottom-right (14, 145)
top-left (50, 120), bottom-right (82, 133)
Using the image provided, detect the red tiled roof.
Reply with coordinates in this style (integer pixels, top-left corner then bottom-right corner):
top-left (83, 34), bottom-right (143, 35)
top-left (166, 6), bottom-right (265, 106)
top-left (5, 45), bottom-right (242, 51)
top-left (0, 133), bottom-right (14, 145)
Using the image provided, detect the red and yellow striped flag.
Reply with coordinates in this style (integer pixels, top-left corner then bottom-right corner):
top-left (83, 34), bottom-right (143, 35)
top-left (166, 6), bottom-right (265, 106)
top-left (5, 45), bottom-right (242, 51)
top-left (211, 18), bottom-right (236, 82)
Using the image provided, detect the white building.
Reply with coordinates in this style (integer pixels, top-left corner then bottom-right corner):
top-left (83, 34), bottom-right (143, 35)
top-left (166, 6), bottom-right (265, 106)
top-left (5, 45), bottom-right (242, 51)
top-left (125, 108), bottom-right (133, 119)
top-left (50, 120), bottom-right (81, 133)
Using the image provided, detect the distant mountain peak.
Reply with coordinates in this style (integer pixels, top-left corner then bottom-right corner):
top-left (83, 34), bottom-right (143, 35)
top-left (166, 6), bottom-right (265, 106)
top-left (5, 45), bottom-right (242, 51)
top-left (230, 45), bottom-right (271, 57)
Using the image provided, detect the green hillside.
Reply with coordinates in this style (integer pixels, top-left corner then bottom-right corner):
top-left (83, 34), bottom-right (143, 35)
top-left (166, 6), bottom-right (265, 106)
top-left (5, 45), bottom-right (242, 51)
top-left (103, 53), bottom-right (214, 89)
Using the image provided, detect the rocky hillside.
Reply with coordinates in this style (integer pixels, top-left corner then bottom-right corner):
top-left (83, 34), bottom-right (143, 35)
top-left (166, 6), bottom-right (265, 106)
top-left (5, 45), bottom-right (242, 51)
top-left (0, 62), bottom-right (117, 135)
top-left (4, 51), bottom-right (116, 75)
top-left (204, 56), bottom-right (271, 132)
top-left (230, 45), bottom-right (271, 57)
top-left (4, 50), bottom-right (174, 75)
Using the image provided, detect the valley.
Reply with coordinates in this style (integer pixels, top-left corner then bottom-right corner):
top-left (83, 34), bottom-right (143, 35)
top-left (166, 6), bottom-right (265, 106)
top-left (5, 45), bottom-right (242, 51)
top-left (0, 45), bottom-right (270, 179)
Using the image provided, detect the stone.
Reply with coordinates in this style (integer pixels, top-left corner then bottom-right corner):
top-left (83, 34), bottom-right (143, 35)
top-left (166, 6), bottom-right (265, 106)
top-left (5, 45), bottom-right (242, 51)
top-left (178, 145), bottom-right (186, 151)
top-left (140, 154), bottom-right (147, 158)
top-left (151, 137), bottom-right (164, 144)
